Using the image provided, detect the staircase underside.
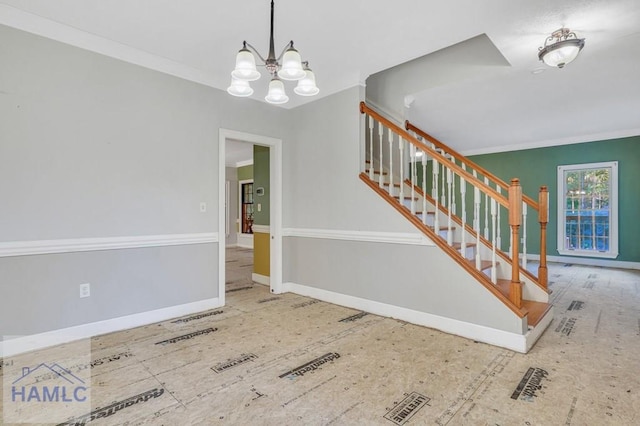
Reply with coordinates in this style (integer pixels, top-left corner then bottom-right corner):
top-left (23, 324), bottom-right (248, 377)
top-left (360, 172), bottom-right (553, 352)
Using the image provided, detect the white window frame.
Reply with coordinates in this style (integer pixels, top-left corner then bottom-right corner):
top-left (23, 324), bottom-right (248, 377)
top-left (557, 161), bottom-right (618, 259)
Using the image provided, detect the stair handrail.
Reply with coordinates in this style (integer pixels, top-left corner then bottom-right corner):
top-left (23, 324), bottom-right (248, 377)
top-left (361, 102), bottom-right (509, 208)
top-left (405, 120), bottom-right (538, 209)
top-left (405, 119), bottom-right (548, 290)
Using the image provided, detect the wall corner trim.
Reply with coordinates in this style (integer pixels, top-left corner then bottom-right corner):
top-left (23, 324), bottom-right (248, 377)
top-left (0, 297), bottom-right (222, 357)
top-left (0, 233), bottom-right (218, 258)
top-left (282, 228), bottom-right (434, 246)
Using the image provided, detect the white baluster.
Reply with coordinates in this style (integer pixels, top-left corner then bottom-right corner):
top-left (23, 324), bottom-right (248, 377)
top-left (522, 201), bottom-right (528, 271)
top-left (440, 152), bottom-right (446, 206)
top-left (450, 156), bottom-right (456, 215)
top-left (483, 177), bottom-right (489, 239)
top-left (446, 167), bottom-right (453, 245)
top-left (496, 186), bottom-right (502, 250)
top-left (399, 136), bottom-right (404, 202)
top-left (368, 116), bottom-right (374, 179)
top-left (410, 144), bottom-right (416, 214)
top-left (491, 197), bottom-right (497, 284)
top-left (433, 158), bottom-right (439, 232)
top-left (388, 130), bottom-right (394, 197)
top-left (422, 150), bottom-right (428, 225)
top-left (474, 186), bottom-right (481, 270)
top-left (378, 124), bottom-right (384, 187)
top-left (460, 164), bottom-right (467, 258)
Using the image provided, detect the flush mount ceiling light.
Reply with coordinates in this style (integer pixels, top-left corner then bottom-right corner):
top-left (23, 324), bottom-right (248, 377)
top-left (538, 28), bottom-right (585, 69)
top-left (227, 0), bottom-right (319, 104)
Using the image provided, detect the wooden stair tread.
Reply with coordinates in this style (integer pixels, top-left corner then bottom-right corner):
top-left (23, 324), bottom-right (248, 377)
top-left (365, 169), bottom-right (388, 175)
top-left (430, 226), bottom-right (455, 231)
top-left (382, 182), bottom-right (401, 188)
top-left (521, 300), bottom-right (552, 327)
top-left (393, 195), bottom-right (419, 200)
top-left (451, 242), bottom-right (474, 250)
top-left (467, 259), bottom-right (493, 271)
top-left (496, 279), bottom-right (551, 326)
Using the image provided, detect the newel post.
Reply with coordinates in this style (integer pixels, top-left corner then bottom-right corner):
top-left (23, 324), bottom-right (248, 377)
top-left (538, 186), bottom-right (549, 290)
top-left (509, 178), bottom-right (523, 308)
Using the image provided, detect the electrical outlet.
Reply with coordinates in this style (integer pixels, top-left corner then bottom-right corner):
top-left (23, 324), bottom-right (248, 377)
top-left (79, 283), bottom-right (90, 298)
top-left (200, 202), bottom-right (207, 212)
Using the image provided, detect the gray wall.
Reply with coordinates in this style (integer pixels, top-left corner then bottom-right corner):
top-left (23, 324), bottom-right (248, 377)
top-left (285, 86), bottom-right (419, 232)
top-left (284, 238), bottom-right (523, 333)
top-left (0, 24), bottom-right (286, 337)
top-left (282, 86), bottom-right (521, 333)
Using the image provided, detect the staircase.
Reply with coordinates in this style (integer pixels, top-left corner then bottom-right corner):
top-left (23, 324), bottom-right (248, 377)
top-left (359, 102), bottom-right (553, 353)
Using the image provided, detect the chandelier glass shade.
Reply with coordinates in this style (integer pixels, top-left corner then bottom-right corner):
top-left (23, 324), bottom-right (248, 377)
top-left (538, 28), bottom-right (585, 68)
top-left (228, 0), bottom-right (318, 104)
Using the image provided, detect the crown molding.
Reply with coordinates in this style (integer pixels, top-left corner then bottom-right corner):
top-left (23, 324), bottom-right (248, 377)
top-left (0, 4), bottom-right (218, 88)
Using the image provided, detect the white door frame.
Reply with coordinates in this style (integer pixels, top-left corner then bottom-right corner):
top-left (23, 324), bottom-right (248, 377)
top-left (218, 129), bottom-right (283, 305)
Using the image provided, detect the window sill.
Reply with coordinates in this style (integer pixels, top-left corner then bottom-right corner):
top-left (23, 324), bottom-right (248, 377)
top-left (557, 249), bottom-right (619, 259)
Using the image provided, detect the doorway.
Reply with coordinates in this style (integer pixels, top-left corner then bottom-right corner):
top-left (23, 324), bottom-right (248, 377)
top-left (218, 129), bottom-right (283, 306)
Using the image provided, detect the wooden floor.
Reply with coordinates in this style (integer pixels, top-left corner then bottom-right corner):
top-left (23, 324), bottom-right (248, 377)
top-left (1, 250), bottom-right (639, 425)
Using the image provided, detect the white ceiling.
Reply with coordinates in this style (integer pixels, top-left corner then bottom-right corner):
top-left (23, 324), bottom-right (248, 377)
top-left (1, 0), bottom-right (639, 153)
top-left (225, 139), bottom-right (253, 167)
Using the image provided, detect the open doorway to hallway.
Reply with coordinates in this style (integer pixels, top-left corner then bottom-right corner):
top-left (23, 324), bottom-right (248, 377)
top-left (225, 139), bottom-right (257, 292)
top-left (219, 130), bottom-right (282, 304)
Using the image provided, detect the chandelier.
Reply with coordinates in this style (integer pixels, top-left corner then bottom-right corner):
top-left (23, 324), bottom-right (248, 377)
top-left (227, 0), bottom-right (319, 104)
top-left (538, 28), bottom-right (585, 69)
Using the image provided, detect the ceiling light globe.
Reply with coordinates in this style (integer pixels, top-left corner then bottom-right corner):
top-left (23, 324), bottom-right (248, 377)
top-left (279, 47), bottom-right (306, 80)
top-left (294, 69), bottom-right (319, 96)
top-left (232, 48), bottom-right (261, 81)
top-left (265, 77), bottom-right (289, 104)
top-left (227, 77), bottom-right (254, 97)
top-left (539, 38), bottom-right (585, 68)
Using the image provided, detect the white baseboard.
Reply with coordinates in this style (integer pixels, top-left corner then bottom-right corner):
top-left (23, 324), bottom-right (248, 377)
top-left (527, 254), bottom-right (640, 271)
top-left (252, 273), bottom-right (270, 286)
top-left (0, 297), bottom-right (222, 357)
top-left (282, 282), bottom-right (545, 353)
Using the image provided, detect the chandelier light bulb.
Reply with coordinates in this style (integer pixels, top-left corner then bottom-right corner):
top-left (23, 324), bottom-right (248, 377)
top-left (265, 76), bottom-right (289, 104)
top-left (232, 47), bottom-right (261, 81)
top-left (227, 77), bottom-right (254, 97)
top-left (279, 45), bottom-right (306, 80)
top-left (294, 64), bottom-right (319, 96)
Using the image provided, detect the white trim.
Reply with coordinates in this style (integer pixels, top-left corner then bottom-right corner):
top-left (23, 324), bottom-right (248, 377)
top-left (0, 233), bottom-right (218, 258)
top-left (252, 273), bottom-right (270, 286)
top-left (236, 234), bottom-right (254, 249)
top-left (557, 161), bottom-right (618, 260)
top-left (0, 4), bottom-right (218, 89)
top-left (220, 129), bottom-right (283, 297)
top-left (282, 282), bottom-right (550, 353)
top-left (0, 297), bottom-right (222, 357)
top-left (282, 228), bottom-right (434, 246)
top-left (252, 224), bottom-right (270, 234)
top-left (527, 253), bottom-right (640, 271)
top-left (236, 159), bottom-right (254, 168)
top-left (461, 128), bottom-right (640, 157)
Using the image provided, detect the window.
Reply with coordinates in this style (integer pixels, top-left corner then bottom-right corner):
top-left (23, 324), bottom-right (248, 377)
top-left (241, 182), bottom-right (254, 234)
top-left (557, 161), bottom-right (618, 258)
